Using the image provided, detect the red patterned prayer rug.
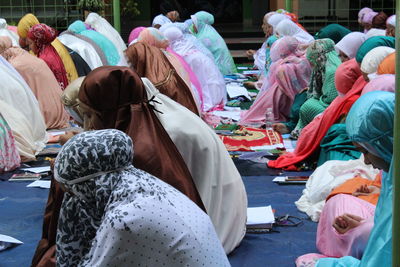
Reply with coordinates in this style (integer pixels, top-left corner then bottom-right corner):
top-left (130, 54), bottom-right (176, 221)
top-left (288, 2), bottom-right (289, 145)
top-left (219, 127), bottom-right (283, 151)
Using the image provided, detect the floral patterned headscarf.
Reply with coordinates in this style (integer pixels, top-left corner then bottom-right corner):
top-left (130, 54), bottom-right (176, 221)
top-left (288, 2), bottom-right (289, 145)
top-left (55, 129), bottom-right (171, 266)
top-left (27, 23), bottom-right (56, 51)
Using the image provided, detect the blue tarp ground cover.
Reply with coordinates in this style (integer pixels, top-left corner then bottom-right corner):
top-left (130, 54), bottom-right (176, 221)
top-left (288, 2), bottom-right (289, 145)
top-left (0, 159), bottom-right (317, 267)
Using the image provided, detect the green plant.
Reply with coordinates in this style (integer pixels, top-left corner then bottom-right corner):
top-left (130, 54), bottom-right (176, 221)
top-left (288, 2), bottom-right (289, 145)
top-left (121, 0), bottom-right (140, 16)
top-left (78, 0), bottom-right (105, 12)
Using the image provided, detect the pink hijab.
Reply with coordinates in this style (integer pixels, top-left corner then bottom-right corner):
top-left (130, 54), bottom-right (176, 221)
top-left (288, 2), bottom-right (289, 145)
top-left (361, 74), bottom-right (395, 95)
top-left (240, 36), bottom-right (311, 125)
top-left (128, 26), bottom-right (145, 44)
top-left (138, 27), bottom-right (204, 111)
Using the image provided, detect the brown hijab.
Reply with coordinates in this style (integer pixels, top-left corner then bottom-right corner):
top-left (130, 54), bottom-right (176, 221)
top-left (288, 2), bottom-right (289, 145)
top-left (125, 42), bottom-right (199, 115)
top-left (79, 66), bottom-right (204, 208)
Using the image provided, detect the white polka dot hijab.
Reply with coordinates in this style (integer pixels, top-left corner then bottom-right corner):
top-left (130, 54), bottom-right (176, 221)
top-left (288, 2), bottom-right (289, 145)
top-left (55, 129), bottom-right (173, 266)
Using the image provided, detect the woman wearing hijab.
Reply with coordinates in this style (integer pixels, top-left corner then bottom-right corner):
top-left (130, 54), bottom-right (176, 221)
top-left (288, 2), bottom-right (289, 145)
top-left (140, 74), bottom-right (247, 253)
top-left (0, 18), bottom-right (19, 46)
top-left (55, 129), bottom-right (230, 267)
top-left (0, 112), bottom-right (20, 173)
top-left (68, 20), bottom-right (120, 66)
top-left (240, 37), bottom-right (311, 125)
top-left (269, 59), bottom-right (366, 170)
top-left (314, 24), bottom-right (351, 44)
top-left (291, 38), bottom-right (341, 138)
top-left (355, 36), bottom-right (395, 64)
top-left (267, 13), bottom-right (290, 34)
top-left (0, 56), bottom-right (47, 160)
top-left (137, 27), bottom-right (202, 110)
top-left (79, 66), bottom-right (203, 209)
top-left (275, 19), bottom-right (314, 45)
top-left (358, 7), bottom-right (373, 32)
top-left (126, 42), bottom-right (199, 115)
top-left (85, 12), bottom-right (127, 59)
top-left (335, 32), bottom-right (366, 62)
top-left (386, 15), bottom-right (396, 37)
top-left (316, 91), bottom-right (394, 267)
top-left (362, 11), bottom-right (378, 32)
top-left (128, 26), bottom-right (146, 45)
top-left (190, 11), bottom-right (237, 75)
top-left (58, 31), bottom-right (103, 70)
top-left (0, 37), bottom-right (69, 129)
top-left (371, 12), bottom-right (388, 29)
top-left (164, 26), bottom-right (226, 111)
top-left (27, 23), bottom-right (69, 90)
top-left (17, 13), bottom-right (78, 83)
top-left (360, 46), bottom-right (395, 81)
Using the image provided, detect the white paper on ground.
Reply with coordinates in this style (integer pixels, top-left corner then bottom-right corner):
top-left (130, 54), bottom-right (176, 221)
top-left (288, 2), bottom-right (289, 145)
top-left (212, 110), bottom-right (241, 121)
top-left (48, 131), bottom-right (66, 136)
top-left (21, 166), bottom-right (51, 174)
top-left (250, 144), bottom-right (284, 150)
top-left (27, 180), bottom-right (51, 189)
top-left (0, 234), bottom-right (23, 251)
top-left (226, 84), bottom-right (251, 100)
top-left (243, 70), bottom-right (261, 75)
top-left (247, 205), bottom-right (275, 225)
top-left (272, 176), bottom-right (287, 182)
top-left (237, 66), bottom-right (249, 70)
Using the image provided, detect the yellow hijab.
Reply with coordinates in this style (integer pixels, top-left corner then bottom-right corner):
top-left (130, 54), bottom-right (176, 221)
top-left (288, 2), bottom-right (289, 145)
top-left (17, 13), bottom-right (78, 82)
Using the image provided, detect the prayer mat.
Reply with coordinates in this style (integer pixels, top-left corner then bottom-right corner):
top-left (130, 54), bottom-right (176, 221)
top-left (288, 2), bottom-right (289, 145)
top-left (219, 127), bottom-right (283, 151)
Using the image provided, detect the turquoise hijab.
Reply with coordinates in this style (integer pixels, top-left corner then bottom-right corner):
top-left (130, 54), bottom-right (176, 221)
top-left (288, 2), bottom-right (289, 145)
top-left (317, 91), bottom-right (395, 267)
top-left (191, 11), bottom-right (237, 75)
top-left (355, 36), bottom-right (395, 63)
top-left (68, 20), bottom-right (120, 65)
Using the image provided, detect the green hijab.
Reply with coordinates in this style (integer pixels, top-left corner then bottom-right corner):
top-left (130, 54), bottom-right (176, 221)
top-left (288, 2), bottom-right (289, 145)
top-left (306, 38), bottom-right (342, 107)
top-left (314, 24), bottom-right (351, 44)
top-left (355, 36), bottom-right (395, 63)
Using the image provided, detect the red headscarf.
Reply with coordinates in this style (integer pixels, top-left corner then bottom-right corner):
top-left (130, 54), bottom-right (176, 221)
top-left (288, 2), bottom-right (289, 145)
top-left (28, 23), bottom-right (69, 89)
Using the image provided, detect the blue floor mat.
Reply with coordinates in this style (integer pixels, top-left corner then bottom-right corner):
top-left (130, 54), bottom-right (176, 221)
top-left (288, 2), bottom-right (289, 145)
top-left (0, 167), bottom-right (317, 267)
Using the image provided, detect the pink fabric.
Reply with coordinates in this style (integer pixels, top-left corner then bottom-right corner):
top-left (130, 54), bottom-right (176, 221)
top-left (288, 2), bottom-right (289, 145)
top-left (7, 25), bottom-right (18, 33)
top-left (316, 194), bottom-right (375, 258)
top-left (240, 37), bottom-right (310, 125)
top-left (361, 74), bottom-right (395, 95)
top-left (0, 113), bottom-right (20, 173)
top-left (128, 26), bottom-right (145, 44)
top-left (167, 47), bottom-right (204, 110)
top-left (363, 11), bottom-right (378, 24)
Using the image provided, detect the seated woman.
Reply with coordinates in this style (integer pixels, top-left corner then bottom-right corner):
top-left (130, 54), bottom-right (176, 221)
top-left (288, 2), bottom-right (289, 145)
top-left (27, 24), bottom-right (69, 89)
top-left (55, 129), bottom-right (230, 267)
top-left (68, 20), bottom-right (120, 66)
top-left (164, 26), bottom-right (226, 112)
top-left (315, 91), bottom-right (394, 267)
top-left (17, 13), bottom-right (78, 83)
top-left (137, 27), bottom-right (203, 110)
top-left (291, 38), bottom-right (341, 138)
top-left (85, 12), bottom-right (127, 62)
top-left (240, 36), bottom-right (311, 126)
top-left (0, 57), bottom-right (47, 160)
top-left (358, 7), bottom-right (373, 33)
top-left (190, 11), bottom-right (237, 75)
top-left (360, 46), bottom-right (395, 81)
top-left (386, 15), bottom-right (395, 37)
top-left (0, 112), bottom-right (20, 172)
top-left (125, 42), bottom-right (199, 115)
top-left (334, 32), bottom-right (366, 62)
top-left (275, 19), bottom-right (314, 45)
top-left (355, 36), bottom-right (395, 64)
top-left (314, 24), bottom-right (351, 44)
top-left (0, 37), bottom-right (69, 129)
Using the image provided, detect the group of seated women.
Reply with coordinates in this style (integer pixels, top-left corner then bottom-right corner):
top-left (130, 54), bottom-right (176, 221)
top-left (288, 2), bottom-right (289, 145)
top-left (241, 7), bottom-right (396, 267)
top-left (0, 4), bottom-right (397, 267)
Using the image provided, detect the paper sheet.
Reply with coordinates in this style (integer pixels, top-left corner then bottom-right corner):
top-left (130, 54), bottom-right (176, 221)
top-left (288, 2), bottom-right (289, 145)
top-left (212, 110), bottom-right (241, 121)
top-left (250, 144), bottom-right (284, 151)
top-left (27, 180), bottom-right (51, 189)
top-left (243, 70), bottom-right (261, 75)
top-left (272, 176), bottom-right (287, 182)
top-left (247, 205), bottom-right (275, 225)
top-left (237, 66), bottom-right (249, 70)
top-left (226, 84), bottom-right (251, 100)
top-left (21, 166), bottom-right (51, 174)
top-left (0, 234), bottom-right (23, 251)
top-left (48, 131), bottom-right (66, 136)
